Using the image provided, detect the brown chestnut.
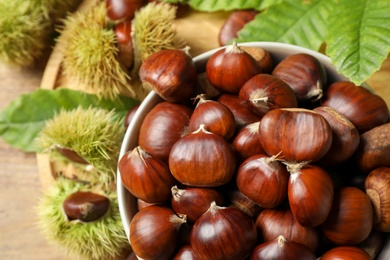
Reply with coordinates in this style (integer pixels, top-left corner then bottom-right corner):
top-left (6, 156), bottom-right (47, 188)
top-left (321, 246), bottom-right (371, 260)
top-left (239, 74), bottom-right (298, 117)
top-left (354, 123), bottom-right (390, 173)
top-left (191, 202), bottom-right (257, 260)
top-left (258, 108), bottom-right (333, 162)
top-left (206, 42), bottom-right (261, 93)
top-left (218, 10), bottom-right (258, 46)
top-left (228, 188), bottom-right (263, 219)
top-left (287, 163), bottom-right (334, 228)
top-left (321, 187), bottom-right (373, 245)
top-left (171, 186), bottom-right (224, 223)
top-left (314, 106), bottom-right (360, 166)
top-left (250, 235), bottom-right (316, 260)
top-left (138, 101), bottom-right (192, 162)
top-left (173, 245), bottom-right (197, 260)
top-left (106, 0), bottom-right (148, 21)
top-left (217, 93), bottom-right (262, 129)
top-left (240, 46), bottom-right (273, 74)
top-left (232, 121), bottom-right (265, 162)
top-left (322, 81), bottom-right (389, 133)
top-left (63, 191), bottom-right (110, 222)
top-left (118, 146), bottom-right (177, 203)
top-left (365, 167), bottom-right (390, 232)
top-left (169, 124), bottom-right (237, 187)
top-left (129, 205), bottom-right (186, 260)
top-left (189, 96), bottom-right (236, 139)
top-left (236, 154), bottom-right (289, 208)
top-left (272, 53), bottom-right (327, 103)
top-left (255, 208), bottom-right (319, 251)
top-left (139, 47), bottom-right (198, 102)
top-left (114, 20), bottom-right (134, 70)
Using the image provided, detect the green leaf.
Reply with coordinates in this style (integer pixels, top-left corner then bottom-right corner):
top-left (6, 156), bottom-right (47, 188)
top-left (236, 0), bottom-right (335, 51)
top-left (188, 0), bottom-right (263, 12)
top-left (0, 88), bottom-right (139, 152)
top-left (326, 0), bottom-right (390, 85)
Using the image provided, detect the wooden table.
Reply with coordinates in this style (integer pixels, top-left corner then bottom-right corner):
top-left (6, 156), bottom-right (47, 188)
top-left (1, 15), bottom-right (390, 259)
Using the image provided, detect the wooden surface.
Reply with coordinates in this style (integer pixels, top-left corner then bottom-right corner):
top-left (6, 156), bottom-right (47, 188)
top-left (1, 5), bottom-right (390, 259)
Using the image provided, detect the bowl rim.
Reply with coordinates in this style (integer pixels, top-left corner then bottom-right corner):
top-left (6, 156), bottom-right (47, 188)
top-left (116, 41), bottom-right (349, 240)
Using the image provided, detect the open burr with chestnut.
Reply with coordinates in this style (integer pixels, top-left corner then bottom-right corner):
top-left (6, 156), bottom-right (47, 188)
top-left (117, 42), bottom-right (390, 259)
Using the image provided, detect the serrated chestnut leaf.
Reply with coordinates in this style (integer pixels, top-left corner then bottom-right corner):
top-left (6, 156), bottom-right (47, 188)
top-left (321, 246), bottom-right (371, 260)
top-left (118, 146), bottom-right (177, 203)
top-left (206, 42), bottom-right (261, 93)
top-left (255, 208), bottom-right (319, 252)
top-left (236, 154), bottom-right (289, 208)
top-left (171, 186), bottom-right (224, 223)
top-left (191, 202), bottom-right (257, 260)
top-left (287, 163), bottom-right (334, 228)
top-left (258, 108), bottom-right (333, 162)
top-left (314, 106), bottom-right (360, 166)
top-left (63, 191), bottom-right (110, 222)
top-left (169, 124), bottom-right (237, 187)
top-left (322, 81), bottom-right (389, 133)
top-left (354, 123), bottom-right (390, 173)
top-left (129, 205), bottom-right (186, 260)
top-left (138, 101), bottom-right (192, 162)
top-left (250, 235), bottom-right (316, 260)
top-left (139, 47), bottom-right (198, 102)
top-left (272, 53), bottom-right (327, 103)
top-left (365, 167), bottom-right (390, 232)
top-left (321, 187), bottom-right (373, 245)
top-left (239, 74), bottom-right (298, 117)
top-left (189, 96), bottom-right (236, 139)
top-left (218, 93), bottom-right (262, 129)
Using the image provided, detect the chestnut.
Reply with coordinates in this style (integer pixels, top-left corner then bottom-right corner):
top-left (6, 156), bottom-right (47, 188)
top-left (287, 163), bottom-right (334, 228)
top-left (238, 74), bottom-right (298, 117)
top-left (232, 121), bottom-right (265, 162)
top-left (250, 235), bottom-right (316, 260)
top-left (354, 122), bottom-right (390, 173)
top-left (169, 124), bottom-right (237, 187)
top-left (236, 154), bottom-right (289, 208)
top-left (272, 53), bottom-right (327, 103)
top-left (190, 202), bottom-right (257, 260)
top-left (129, 205), bottom-right (186, 260)
top-left (118, 146), bottom-right (177, 203)
top-left (106, 0), bottom-right (148, 21)
top-left (206, 42), bottom-right (261, 93)
top-left (217, 93), bottom-right (262, 129)
top-left (321, 187), bottom-right (373, 245)
top-left (314, 106), bottom-right (360, 166)
top-left (322, 81), bottom-right (389, 133)
top-left (189, 96), bottom-right (236, 139)
top-left (171, 186), bottom-right (224, 223)
top-left (321, 246), bottom-right (371, 260)
top-left (173, 245), bottom-right (197, 260)
top-left (258, 108), bottom-right (333, 162)
top-left (139, 47), bottom-right (198, 102)
top-left (114, 20), bottom-right (134, 70)
top-left (255, 208), bottom-right (319, 252)
top-left (218, 10), bottom-right (258, 46)
top-left (364, 167), bottom-right (390, 232)
top-left (138, 101), bottom-right (192, 162)
top-left (228, 188), bottom-right (263, 219)
top-left (240, 46), bottom-right (273, 74)
top-left (63, 191), bottom-right (110, 222)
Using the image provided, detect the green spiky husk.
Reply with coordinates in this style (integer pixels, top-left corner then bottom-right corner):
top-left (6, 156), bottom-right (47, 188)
top-left (0, 0), bottom-right (80, 66)
top-left (131, 1), bottom-right (181, 76)
top-left (36, 177), bottom-right (130, 260)
top-left (59, 1), bottom-right (147, 100)
top-left (38, 106), bottom-right (124, 185)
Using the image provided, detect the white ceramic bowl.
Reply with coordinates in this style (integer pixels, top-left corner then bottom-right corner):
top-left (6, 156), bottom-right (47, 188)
top-left (116, 42), bottom-right (390, 259)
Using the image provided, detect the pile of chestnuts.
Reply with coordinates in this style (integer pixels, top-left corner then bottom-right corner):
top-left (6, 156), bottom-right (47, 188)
top-left (118, 42), bottom-right (390, 260)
